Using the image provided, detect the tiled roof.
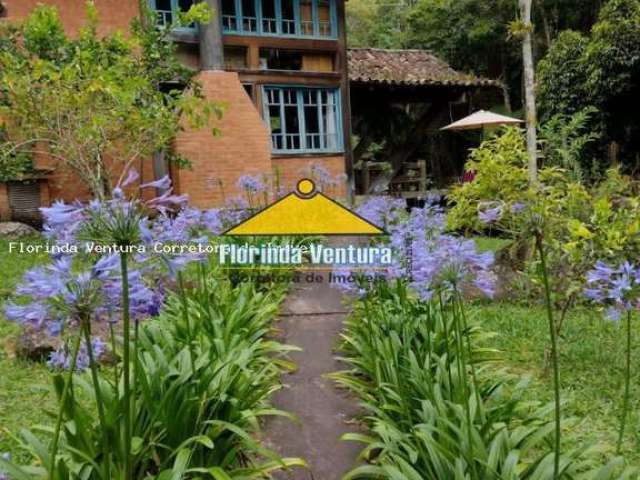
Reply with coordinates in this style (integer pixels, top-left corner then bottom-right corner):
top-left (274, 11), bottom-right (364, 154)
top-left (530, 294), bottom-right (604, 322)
top-left (348, 48), bottom-right (500, 88)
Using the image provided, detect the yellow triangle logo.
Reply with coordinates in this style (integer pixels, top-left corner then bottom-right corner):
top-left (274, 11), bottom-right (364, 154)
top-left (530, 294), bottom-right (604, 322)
top-left (224, 179), bottom-right (384, 236)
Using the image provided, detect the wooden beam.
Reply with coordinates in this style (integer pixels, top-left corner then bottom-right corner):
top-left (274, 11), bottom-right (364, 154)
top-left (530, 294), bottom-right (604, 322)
top-left (352, 126), bottom-right (373, 164)
top-left (223, 35), bottom-right (339, 51)
top-left (367, 98), bottom-right (448, 194)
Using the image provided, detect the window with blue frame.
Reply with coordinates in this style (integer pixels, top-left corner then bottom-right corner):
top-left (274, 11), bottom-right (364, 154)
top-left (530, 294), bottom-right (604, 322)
top-left (149, 0), bottom-right (197, 30)
top-left (223, 0), bottom-right (338, 38)
top-left (263, 86), bottom-right (342, 154)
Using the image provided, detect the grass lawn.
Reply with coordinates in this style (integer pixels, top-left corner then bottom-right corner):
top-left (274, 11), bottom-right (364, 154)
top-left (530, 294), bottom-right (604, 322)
top-left (472, 236), bottom-right (640, 465)
top-left (0, 237), bottom-right (53, 462)
top-left (471, 302), bottom-right (640, 465)
top-left (473, 235), bottom-right (512, 253)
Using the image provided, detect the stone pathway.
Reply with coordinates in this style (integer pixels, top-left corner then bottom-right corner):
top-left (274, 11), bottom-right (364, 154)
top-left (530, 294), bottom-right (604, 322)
top-left (263, 271), bottom-right (362, 480)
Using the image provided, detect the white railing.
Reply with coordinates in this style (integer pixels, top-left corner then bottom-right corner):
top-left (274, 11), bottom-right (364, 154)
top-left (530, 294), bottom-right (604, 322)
top-left (222, 15), bottom-right (238, 31)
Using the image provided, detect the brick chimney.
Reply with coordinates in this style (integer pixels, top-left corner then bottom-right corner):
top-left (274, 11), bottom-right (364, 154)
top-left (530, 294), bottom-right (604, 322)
top-left (173, 71), bottom-right (272, 208)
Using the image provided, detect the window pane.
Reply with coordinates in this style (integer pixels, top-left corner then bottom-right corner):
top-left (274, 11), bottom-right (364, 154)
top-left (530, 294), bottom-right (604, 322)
top-left (222, 0), bottom-right (237, 31)
top-left (266, 88), bottom-right (284, 150)
top-left (318, 0), bottom-right (331, 36)
top-left (156, 0), bottom-right (172, 11)
top-left (261, 48), bottom-right (303, 70)
top-left (178, 0), bottom-right (194, 12)
top-left (241, 0), bottom-right (257, 32)
top-left (285, 105), bottom-right (300, 149)
top-left (322, 91), bottom-right (338, 150)
top-left (155, 0), bottom-right (173, 26)
top-left (300, 0), bottom-right (313, 36)
top-left (224, 46), bottom-right (248, 69)
top-left (281, 0), bottom-right (296, 35)
top-left (281, 89), bottom-right (299, 149)
top-left (261, 0), bottom-right (277, 33)
top-left (264, 87), bottom-right (340, 152)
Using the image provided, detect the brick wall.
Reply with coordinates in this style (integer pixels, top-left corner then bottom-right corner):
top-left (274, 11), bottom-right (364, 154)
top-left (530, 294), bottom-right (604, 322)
top-left (32, 148), bottom-right (156, 205)
top-left (272, 155), bottom-right (347, 200)
top-left (2, 1), bottom-right (350, 210)
top-left (3, 0), bottom-right (139, 37)
top-left (174, 71), bottom-right (273, 208)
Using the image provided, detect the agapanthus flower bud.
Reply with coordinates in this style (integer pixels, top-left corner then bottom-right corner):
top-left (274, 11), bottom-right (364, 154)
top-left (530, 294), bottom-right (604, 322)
top-left (141, 175), bottom-right (172, 191)
top-left (585, 260), bottom-right (640, 321)
top-left (121, 168), bottom-right (140, 188)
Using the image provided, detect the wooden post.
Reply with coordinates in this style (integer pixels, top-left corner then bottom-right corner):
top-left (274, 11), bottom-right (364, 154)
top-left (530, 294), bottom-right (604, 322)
top-left (362, 160), bottom-right (370, 195)
top-left (418, 160), bottom-right (427, 193)
top-left (199, 0), bottom-right (224, 70)
top-left (609, 141), bottom-right (620, 167)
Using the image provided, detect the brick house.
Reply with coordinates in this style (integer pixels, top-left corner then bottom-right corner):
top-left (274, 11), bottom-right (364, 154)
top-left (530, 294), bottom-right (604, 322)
top-left (0, 0), bottom-right (351, 220)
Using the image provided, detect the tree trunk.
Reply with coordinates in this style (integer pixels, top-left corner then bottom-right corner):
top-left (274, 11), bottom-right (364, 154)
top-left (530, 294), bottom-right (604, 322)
top-left (199, 0), bottom-right (224, 70)
top-left (520, 0), bottom-right (538, 186)
top-left (538, 2), bottom-right (553, 49)
top-left (501, 62), bottom-right (512, 113)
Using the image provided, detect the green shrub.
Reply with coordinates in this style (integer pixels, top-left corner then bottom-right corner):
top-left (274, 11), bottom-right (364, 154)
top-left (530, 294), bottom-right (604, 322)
top-left (447, 127), bottom-right (567, 233)
top-left (333, 284), bottom-right (636, 479)
top-left (1, 270), bottom-right (304, 479)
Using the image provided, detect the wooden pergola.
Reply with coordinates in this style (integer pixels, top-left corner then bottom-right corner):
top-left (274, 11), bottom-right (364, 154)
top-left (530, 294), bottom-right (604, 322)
top-left (348, 48), bottom-right (503, 198)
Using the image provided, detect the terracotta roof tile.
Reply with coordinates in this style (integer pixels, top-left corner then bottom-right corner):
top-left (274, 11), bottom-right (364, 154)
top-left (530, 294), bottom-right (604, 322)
top-left (348, 48), bottom-right (500, 87)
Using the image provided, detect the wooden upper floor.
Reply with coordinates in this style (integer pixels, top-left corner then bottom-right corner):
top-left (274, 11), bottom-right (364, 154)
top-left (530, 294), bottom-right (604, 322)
top-left (1, 0), bottom-right (350, 157)
top-left (1, 0), bottom-right (347, 74)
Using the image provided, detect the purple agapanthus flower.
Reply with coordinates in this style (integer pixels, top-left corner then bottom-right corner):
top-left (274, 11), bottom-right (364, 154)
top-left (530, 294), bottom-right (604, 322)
top-left (237, 174), bottom-right (263, 192)
top-left (307, 164), bottom-right (333, 187)
top-left (146, 191), bottom-right (189, 213)
top-left (8, 177), bottom-right (206, 332)
top-left (8, 172), bottom-right (266, 344)
top-left (510, 202), bottom-right (526, 214)
top-left (585, 260), bottom-right (640, 321)
top-left (3, 302), bottom-right (50, 331)
top-left (221, 196), bottom-right (252, 226)
top-left (357, 196), bottom-right (406, 230)
top-left (333, 198), bottom-right (495, 300)
top-left (479, 203), bottom-right (503, 225)
top-left (409, 234), bottom-right (496, 301)
top-left (48, 337), bottom-right (107, 371)
top-left (41, 200), bottom-right (86, 245)
top-left (203, 209), bottom-right (223, 234)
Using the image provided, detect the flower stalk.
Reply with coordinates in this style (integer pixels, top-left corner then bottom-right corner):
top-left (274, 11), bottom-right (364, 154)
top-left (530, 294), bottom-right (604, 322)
top-left (49, 333), bottom-right (82, 473)
top-left (120, 251), bottom-right (132, 480)
top-left (81, 318), bottom-right (110, 479)
top-left (536, 234), bottom-right (561, 479)
top-left (616, 310), bottom-right (633, 454)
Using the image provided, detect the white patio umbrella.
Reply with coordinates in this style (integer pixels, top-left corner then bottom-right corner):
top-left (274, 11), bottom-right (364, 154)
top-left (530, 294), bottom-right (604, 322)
top-left (441, 110), bottom-right (523, 131)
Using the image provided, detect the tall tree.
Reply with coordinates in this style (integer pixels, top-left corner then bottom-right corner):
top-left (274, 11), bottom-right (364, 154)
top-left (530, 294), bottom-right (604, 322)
top-left (348, 0), bottom-right (607, 112)
top-left (0, 2), bottom-right (218, 198)
top-left (538, 0), bottom-right (640, 172)
top-left (518, 0), bottom-right (539, 186)
top-left (346, 0), bottom-right (409, 48)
